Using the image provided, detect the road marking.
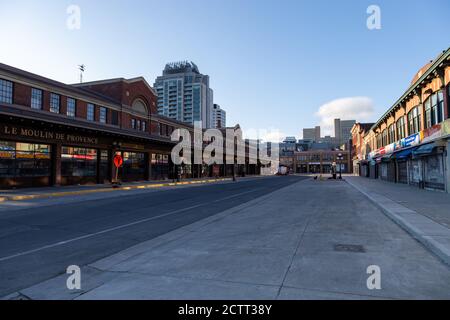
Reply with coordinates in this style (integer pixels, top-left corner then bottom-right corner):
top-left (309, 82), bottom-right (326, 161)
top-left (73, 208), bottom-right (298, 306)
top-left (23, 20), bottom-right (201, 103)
top-left (0, 188), bottom-right (262, 262)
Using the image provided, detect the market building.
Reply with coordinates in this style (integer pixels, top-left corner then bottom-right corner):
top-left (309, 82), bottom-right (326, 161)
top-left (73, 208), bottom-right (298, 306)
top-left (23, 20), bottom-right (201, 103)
top-left (294, 149), bottom-right (351, 174)
top-left (353, 48), bottom-right (450, 192)
top-left (0, 63), bottom-right (261, 189)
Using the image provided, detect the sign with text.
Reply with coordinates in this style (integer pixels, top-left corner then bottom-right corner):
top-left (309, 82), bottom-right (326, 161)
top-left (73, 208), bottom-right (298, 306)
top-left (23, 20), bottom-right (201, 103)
top-left (1, 124), bottom-right (99, 145)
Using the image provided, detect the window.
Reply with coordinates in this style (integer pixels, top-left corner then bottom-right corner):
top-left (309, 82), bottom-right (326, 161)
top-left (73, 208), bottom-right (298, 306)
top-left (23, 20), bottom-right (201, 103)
top-left (408, 106), bottom-right (421, 134)
top-left (31, 88), bottom-right (43, 110)
top-left (137, 120), bottom-right (141, 130)
top-left (396, 117), bottom-right (406, 140)
top-left (0, 79), bottom-right (13, 104)
top-left (61, 147), bottom-right (97, 178)
top-left (142, 121), bottom-right (146, 132)
top-left (111, 110), bottom-right (119, 126)
top-left (388, 124), bottom-right (396, 144)
top-left (424, 91), bottom-right (445, 128)
top-left (0, 141), bottom-right (51, 178)
top-left (99, 107), bottom-right (107, 123)
top-left (50, 93), bottom-right (60, 113)
top-left (131, 119), bottom-right (136, 129)
top-left (382, 130), bottom-right (388, 147)
top-left (67, 98), bottom-right (76, 117)
top-left (87, 104), bottom-right (95, 121)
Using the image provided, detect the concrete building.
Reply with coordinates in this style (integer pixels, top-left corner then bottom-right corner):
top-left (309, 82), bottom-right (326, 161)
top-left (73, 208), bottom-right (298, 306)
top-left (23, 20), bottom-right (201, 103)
top-left (154, 61), bottom-right (213, 128)
top-left (335, 119), bottom-right (356, 146)
top-left (352, 48), bottom-right (450, 193)
top-left (209, 104), bottom-right (226, 129)
top-left (303, 126), bottom-right (321, 142)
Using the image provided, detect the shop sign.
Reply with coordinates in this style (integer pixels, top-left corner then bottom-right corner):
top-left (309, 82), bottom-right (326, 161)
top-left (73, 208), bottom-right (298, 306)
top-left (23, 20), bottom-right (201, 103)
top-left (401, 133), bottom-right (421, 148)
top-left (385, 143), bottom-right (396, 155)
top-left (442, 118), bottom-right (450, 137)
top-left (1, 124), bottom-right (99, 145)
top-left (421, 124), bottom-right (442, 144)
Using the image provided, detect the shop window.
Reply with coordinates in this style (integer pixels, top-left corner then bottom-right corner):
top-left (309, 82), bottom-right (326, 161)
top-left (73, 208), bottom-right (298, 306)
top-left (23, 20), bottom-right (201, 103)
top-left (0, 79), bottom-right (13, 104)
top-left (122, 152), bottom-right (146, 179)
top-left (0, 141), bottom-right (51, 178)
top-left (31, 88), bottom-right (43, 110)
top-left (99, 107), bottom-right (107, 123)
top-left (50, 93), bottom-right (60, 113)
top-left (408, 106), bottom-right (421, 134)
top-left (67, 98), bottom-right (76, 117)
top-left (61, 147), bottom-right (97, 178)
top-left (87, 104), bottom-right (95, 121)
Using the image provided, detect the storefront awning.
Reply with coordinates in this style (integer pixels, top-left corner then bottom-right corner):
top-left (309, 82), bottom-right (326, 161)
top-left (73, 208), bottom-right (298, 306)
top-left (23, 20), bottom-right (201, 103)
top-left (392, 147), bottom-right (417, 160)
top-left (413, 143), bottom-right (436, 157)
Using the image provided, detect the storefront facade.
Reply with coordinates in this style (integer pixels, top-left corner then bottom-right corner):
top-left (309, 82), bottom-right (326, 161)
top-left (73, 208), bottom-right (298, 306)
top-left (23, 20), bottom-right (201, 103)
top-left (354, 48), bottom-right (450, 193)
top-left (0, 118), bottom-right (176, 188)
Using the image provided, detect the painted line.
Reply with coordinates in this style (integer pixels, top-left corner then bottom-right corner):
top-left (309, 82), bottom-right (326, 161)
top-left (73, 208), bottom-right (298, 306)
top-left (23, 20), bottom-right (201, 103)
top-left (1, 178), bottom-right (232, 202)
top-left (0, 188), bottom-right (261, 262)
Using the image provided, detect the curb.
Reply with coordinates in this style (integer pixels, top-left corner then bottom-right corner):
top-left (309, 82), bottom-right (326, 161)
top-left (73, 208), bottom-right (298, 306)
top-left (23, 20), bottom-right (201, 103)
top-left (346, 178), bottom-right (450, 267)
top-left (0, 178), bottom-right (232, 202)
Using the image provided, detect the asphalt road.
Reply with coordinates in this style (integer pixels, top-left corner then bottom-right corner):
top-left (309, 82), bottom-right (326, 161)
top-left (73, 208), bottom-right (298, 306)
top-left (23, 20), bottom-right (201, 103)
top-left (0, 176), bottom-right (306, 297)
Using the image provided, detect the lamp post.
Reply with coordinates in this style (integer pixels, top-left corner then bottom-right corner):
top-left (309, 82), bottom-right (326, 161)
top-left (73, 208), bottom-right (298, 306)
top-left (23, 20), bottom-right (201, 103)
top-left (337, 153), bottom-right (344, 180)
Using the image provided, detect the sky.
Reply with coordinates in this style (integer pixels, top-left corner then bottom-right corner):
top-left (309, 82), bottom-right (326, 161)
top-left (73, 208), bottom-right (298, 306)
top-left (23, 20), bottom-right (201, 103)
top-left (0, 0), bottom-right (449, 141)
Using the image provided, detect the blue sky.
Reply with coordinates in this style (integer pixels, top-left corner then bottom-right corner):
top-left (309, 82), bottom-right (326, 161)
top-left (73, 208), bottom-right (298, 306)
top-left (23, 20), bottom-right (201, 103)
top-left (1, 0), bottom-right (449, 140)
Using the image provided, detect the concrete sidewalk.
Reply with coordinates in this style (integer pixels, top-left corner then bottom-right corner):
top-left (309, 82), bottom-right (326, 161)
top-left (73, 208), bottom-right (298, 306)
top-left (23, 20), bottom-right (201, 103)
top-left (6, 178), bottom-right (450, 300)
top-left (346, 176), bottom-right (450, 266)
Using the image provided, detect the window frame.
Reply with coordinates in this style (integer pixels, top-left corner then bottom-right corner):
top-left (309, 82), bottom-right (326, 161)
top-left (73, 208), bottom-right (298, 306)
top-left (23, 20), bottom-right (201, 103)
top-left (0, 79), bottom-right (13, 104)
top-left (87, 103), bottom-right (95, 121)
top-left (396, 116), bottom-right (406, 140)
top-left (49, 93), bottom-right (60, 114)
top-left (99, 107), bottom-right (107, 124)
top-left (31, 88), bottom-right (43, 110)
top-left (66, 97), bottom-right (76, 117)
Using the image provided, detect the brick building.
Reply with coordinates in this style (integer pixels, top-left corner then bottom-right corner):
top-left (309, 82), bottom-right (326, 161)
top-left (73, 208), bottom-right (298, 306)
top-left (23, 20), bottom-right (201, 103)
top-left (0, 63), bottom-right (260, 188)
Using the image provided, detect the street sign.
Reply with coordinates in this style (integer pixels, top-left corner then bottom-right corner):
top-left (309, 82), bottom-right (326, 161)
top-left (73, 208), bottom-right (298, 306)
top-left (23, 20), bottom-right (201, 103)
top-left (114, 154), bottom-right (123, 168)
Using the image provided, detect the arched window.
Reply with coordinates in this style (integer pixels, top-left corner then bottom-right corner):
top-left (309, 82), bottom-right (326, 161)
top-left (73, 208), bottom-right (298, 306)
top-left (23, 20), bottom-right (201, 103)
top-left (388, 124), bottom-right (395, 144)
top-left (131, 98), bottom-right (148, 115)
top-left (407, 106), bottom-right (421, 134)
top-left (424, 91), bottom-right (444, 128)
top-left (396, 117), bottom-right (406, 140)
top-left (382, 129), bottom-right (388, 147)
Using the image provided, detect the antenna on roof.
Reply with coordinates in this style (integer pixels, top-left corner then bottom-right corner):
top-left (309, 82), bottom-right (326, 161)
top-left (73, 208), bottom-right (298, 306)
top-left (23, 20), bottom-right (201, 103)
top-left (78, 64), bottom-right (86, 83)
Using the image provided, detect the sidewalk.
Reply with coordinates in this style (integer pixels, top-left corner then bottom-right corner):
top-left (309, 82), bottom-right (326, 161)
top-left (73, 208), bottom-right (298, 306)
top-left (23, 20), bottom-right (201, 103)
top-left (6, 178), bottom-right (450, 300)
top-left (0, 177), bottom-right (235, 202)
top-left (346, 176), bottom-right (450, 266)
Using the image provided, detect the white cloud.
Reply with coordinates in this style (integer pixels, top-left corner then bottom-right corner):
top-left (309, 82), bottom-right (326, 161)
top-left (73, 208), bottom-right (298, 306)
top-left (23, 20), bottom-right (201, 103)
top-left (243, 127), bottom-right (287, 143)
top-left (316, 97), bottom-right (375, 136)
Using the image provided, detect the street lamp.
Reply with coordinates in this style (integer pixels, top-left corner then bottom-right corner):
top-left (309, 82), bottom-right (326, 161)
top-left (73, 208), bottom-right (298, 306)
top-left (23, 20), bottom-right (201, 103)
top-left (337, 153), bottom-right (344, 180)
